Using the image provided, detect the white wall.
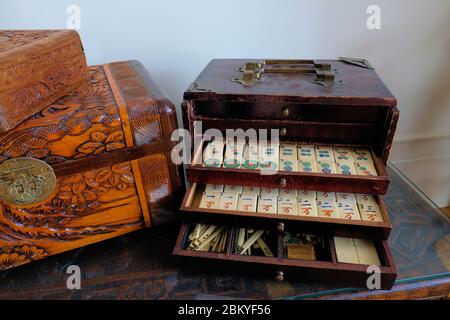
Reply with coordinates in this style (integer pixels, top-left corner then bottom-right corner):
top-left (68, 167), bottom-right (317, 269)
top-left (1, 0), bottom-right (449, 206)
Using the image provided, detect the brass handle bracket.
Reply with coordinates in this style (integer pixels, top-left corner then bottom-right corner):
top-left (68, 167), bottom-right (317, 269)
top-left (232, 59), bottom-right (335, 87)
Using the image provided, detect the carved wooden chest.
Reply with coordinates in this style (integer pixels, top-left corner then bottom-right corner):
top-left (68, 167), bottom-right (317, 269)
top-left (0, 30), bottom-right (88, 133)
top-left (0, 60), bottom-right (183, 271)
top-left (174, 59), bottom-right (399, 289)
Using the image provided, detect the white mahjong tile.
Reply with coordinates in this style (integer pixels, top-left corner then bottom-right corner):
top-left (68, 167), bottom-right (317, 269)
top-left (334, 237), bottom-right (359, 264)
top-left (204, 184), bottom-right (224, 193)
top-left (336, 162), bottom-right (357, 175)
top-left (297, 190), bottom-right (317, 203)
top-left (260, 142), bottom-right (279, 171)
top-left (298, 144), bottom-right (317, 173)
top-left (336, 192), bottom-right (356, 203)
top-left (277, 196), bottom-right (297, 215)
top-left (242, 186), bottom-right (261, 195)
top-left (223, 185), bottom-right (243, 194)
top-left (355, 162), bottom-right (378, 176)
top-left (202, 139), bottom-right (224, 167)
top-left (280, 144), bottom-right (298, 172)
top-left (315, 145), bottom-right (335, 162)
top-left (199, 192), bottom-right (221, 209)
top-left (317, 201), bottom-right (339, 219)
top-left (297, 144), bottom-right (316, 160)
top-left (257, 195), bottom-right (278, 214)
top-left (279, 188), bottom-right (298, 197)
top-left (297, 200), bottom-right (318, 217)
top-left (352, 148), bottom-right (373, 163)
top-left (218, 192), bottom-right (239, 211)
top-left (237, 194), bottom-right (258, 212)
top-left (353, 238), bottom-right (381, 265)
top-left (242, 142), bottom-right (259, 170)
top-left (337, 201), bottom-right (361, 220)
top-left (260, 187), bottom-right (279, 197)
top-left (333, 147), bottom-right (355, 159)
top-left (316, 160), bottom-right (337, 174)
top-left (316, 191), bottom-right (336, 204)
top-left (298, 160), bottom-right (317, 173)
top-left (356, 194), bottom-right (378, 206)
top-left (223, 140), bottom-right (245, 169)
top-left (360, 203), bottom-right (384, 222)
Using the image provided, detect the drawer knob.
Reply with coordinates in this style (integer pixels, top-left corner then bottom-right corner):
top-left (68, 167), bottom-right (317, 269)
top-left (277, 222), bottom-right (285, 233)
top-left (280, 128), bottom-right (287, 137)
top-left (278, 178), bottom-right (287, 188)
top-left (281, 107), bottom-right (290, 117)
top-left (275, 271), bottom-right (284, 282)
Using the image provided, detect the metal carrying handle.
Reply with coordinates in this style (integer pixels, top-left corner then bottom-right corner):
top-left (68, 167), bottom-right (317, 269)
top-left (232, 59), bottom-right (335, 87)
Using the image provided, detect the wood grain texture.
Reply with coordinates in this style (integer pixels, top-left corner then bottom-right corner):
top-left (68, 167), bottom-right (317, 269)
top-left (184, 59), bottom-right (397, 106)
top-left (0, 60), bottom-right (182, 271)
top-left (0, 167), bottom-right (447, 300)
top-left (0, 30), bottom-right (88, 132)
top-left (182, 59), bottom-right (399, 167)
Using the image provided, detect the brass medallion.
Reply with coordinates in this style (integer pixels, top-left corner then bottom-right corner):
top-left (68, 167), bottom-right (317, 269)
top-left (0, 157), bottom-right (56, 206)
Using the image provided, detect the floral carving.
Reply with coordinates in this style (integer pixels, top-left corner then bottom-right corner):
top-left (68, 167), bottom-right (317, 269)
top-left (0, 66), bottom-right (126, 166)
top-left (75, 130), bottom-right (126, 158)
top-left (0, 245), bottom-right (48, 270)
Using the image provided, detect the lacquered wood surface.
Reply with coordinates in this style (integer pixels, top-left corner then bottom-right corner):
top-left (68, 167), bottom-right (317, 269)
top-left (0, 167), bottom-right (447, 299)
top-left (184, 59), bottom-right (397, 106)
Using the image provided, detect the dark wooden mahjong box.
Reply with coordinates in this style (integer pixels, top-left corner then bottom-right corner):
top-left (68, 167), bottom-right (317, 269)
top-left (174, 59), bottom-right (399, 289)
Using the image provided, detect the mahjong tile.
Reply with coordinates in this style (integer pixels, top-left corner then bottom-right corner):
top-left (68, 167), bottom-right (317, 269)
top-left (242, 143), bottom-right (259, 170)
top-left (242, 186), bottom-right (261, 195)
top-left (317, 201), bottom-right (339, 218)
top-left (277, 196), bottom-right (297, 215)
top-left (297, 190), bottom-right (317, 203)
top-left (204, 184), bottom-right (224, 193)
top-left (218, 192), bottom-right (239, 211)
top-left (260, 188), bottom-right (279, 197)
top-left (316, 191), bottom-right (336, 204)
top-left (336, 162), bottom-right (357, 175)
top-left (199, 192), bottom-right (220, 209)
top-left (315, 146), bottom-right (335, 162)
top-left (297, 199), bottom-right (318, 217)
top-left (317, 160), bottom-right (337, 174)
top-left (337, 201), bottom-right (361, 220)
top-left (237, 194), bottom-right (258, 212)
top-left (257, 195), bottom-right (277, 214)
top-left (224, 185), bottom-right (243, 194)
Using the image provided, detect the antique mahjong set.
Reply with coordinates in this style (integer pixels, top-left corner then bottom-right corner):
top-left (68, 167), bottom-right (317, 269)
top-left (174, 59), bottom-right (399, 289)
top-left (0, 31), bottom-right (400, 290)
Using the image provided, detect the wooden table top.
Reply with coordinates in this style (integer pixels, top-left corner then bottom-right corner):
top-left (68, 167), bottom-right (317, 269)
top-left (0, 165), bottom-right (449, 300)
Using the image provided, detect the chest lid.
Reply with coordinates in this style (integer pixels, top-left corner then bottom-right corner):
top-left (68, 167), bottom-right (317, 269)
top-left (184, 59), bottom-right (397, 106)
top-left (0, 60), bottom-right (180, 206)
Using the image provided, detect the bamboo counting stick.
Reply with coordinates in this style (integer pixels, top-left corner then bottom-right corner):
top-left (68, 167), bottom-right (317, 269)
top-left (235, 230), bottom-right (265, 254)
top-left (187, 224), bottom-right (228, 253)
top-left (195, 227), bottom-right (225, 251)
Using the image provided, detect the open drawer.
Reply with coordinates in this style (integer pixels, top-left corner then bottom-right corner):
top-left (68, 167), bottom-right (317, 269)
top-left (173, 222), bottom-right (397, 289)
top-left (186, 139), bottom-right (390, 195)
top-left (181, 183), bottom-right (392, 239)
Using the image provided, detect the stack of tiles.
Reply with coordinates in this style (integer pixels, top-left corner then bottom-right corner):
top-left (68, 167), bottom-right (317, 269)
top-left (201, 141), bottom-right (378, 176)
top-left (199, 184), bottom-right (383, 223)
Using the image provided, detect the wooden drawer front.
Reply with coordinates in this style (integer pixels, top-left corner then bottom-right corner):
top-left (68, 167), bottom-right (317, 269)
top-left (196, 117), bottom-right (382, 145)
top-left (187, 140), bottom-right (390, 195)
top-left (193, 101), bottom-right (389, 124)
top-left (173, 223), bottom-right (397, 289)
top-left (180, 184), bottom-right (391, 239)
